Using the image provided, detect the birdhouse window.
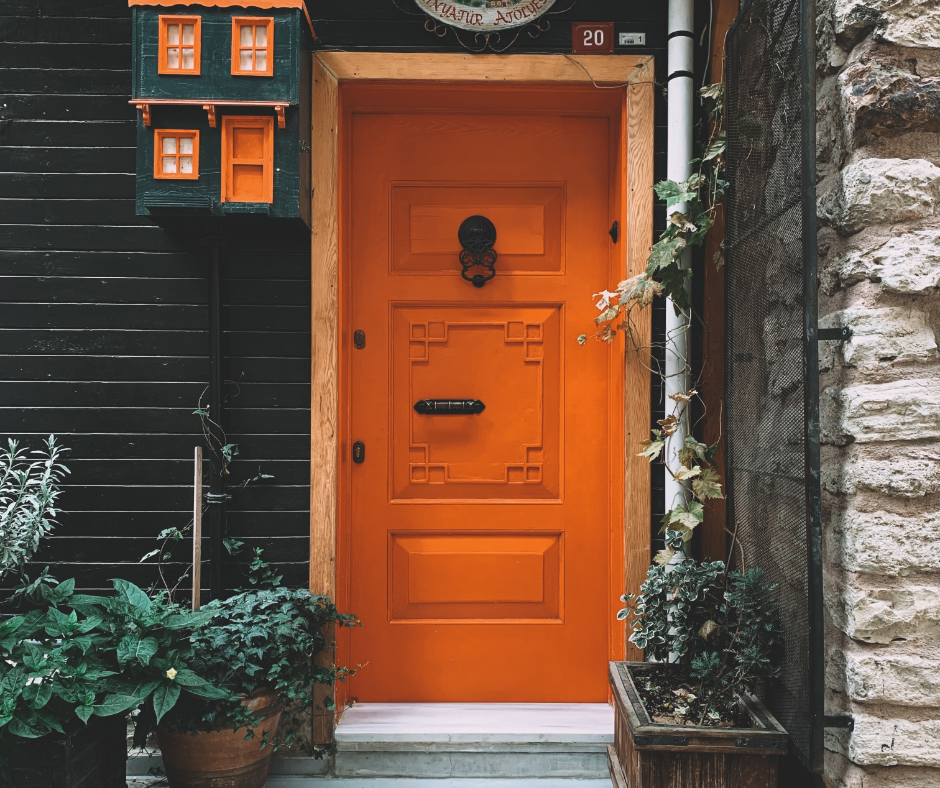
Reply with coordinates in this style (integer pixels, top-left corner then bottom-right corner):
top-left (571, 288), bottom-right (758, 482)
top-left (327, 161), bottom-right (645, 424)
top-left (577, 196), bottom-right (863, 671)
top-left (232, 17), bottom-right (274, 76)
top-left (154, 130), bottom-right (199, 179)
top-left (221, 116), bottom-right (274, 203)
top-left (158, 16), bottom-right (201, 74)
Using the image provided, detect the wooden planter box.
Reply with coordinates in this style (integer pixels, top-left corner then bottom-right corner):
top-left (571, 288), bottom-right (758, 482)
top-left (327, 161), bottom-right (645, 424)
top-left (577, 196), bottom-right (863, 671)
top-left (608, 662), bottom-right (788, 788)
top-left (1, 715), bottom-right (126, 788)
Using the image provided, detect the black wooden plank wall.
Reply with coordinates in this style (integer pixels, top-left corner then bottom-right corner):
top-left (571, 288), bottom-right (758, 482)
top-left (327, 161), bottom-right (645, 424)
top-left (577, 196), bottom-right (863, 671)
top-left (0, 0), bottom-right (310, 595)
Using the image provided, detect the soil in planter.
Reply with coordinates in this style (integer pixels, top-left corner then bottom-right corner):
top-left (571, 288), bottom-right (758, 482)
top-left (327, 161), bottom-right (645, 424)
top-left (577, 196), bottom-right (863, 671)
top-left (630, 667), bottom-right (753, 728)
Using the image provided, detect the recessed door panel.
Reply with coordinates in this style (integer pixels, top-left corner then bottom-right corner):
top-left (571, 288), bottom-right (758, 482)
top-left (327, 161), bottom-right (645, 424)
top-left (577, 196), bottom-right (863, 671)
top-left (346, 85), bottom-right (621, 702)
top-left (391, 183), bottom-right (565, 274)
top-left (388, 531), bottom-right (563, 621)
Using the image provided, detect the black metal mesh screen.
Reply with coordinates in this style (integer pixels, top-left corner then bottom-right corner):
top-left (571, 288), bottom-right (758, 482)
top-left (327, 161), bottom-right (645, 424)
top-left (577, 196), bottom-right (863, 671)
top-left (725, 0), bottom-right (816, 769)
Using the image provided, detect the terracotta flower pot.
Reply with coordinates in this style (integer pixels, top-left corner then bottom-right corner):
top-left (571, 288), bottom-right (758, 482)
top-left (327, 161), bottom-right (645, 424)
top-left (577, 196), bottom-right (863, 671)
top-left (156, 687), bottom-right (282, 788)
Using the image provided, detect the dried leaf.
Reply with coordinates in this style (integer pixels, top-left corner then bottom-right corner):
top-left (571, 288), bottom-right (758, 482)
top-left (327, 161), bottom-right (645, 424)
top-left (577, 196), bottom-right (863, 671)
top-left (698, 619), bottom-right (719, 641)
top-left (669, 211), bottom-right (698, 233)
top-left (669, 390), bottom-right (697, 404)
top-left (653, 548), bottom-right (675, 566)
top-left (593, 290), bottom-right (619, 311)
top-left (657, 414), bottom-right (679, 436)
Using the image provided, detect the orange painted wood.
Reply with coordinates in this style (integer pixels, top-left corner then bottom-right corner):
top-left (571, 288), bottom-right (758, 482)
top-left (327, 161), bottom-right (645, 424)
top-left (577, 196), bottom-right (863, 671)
top-left (343, 84), bottom-right (626, 702)
top-left (153, 129), bottom-right (199, 180)
top-left (157, 15), bottom-right (201, 76)
top-left (221, 115), bottom-right (273, 203)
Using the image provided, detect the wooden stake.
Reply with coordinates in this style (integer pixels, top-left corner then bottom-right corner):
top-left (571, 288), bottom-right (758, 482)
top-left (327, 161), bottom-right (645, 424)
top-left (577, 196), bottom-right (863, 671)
top-left (192, 446), bottom-right (203, 611)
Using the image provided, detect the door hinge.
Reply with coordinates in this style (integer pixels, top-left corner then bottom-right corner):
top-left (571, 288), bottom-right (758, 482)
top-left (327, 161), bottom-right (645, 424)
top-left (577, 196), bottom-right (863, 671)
top-left (609, 220), bottom-right (619, 243)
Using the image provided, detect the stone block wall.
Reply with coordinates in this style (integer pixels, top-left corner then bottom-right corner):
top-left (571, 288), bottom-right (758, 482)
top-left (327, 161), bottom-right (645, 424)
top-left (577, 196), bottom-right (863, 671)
top-left (816, 2), bottom-right (940, 785)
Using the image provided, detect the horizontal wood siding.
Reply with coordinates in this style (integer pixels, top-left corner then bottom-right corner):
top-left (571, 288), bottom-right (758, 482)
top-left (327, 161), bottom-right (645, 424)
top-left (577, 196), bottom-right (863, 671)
top-left (0, 0), bottom-right (310, 594)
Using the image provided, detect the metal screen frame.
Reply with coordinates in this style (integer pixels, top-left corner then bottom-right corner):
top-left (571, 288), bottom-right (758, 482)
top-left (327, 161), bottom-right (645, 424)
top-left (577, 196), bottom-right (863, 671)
top-left (724, 0), bottom-right (823, 773)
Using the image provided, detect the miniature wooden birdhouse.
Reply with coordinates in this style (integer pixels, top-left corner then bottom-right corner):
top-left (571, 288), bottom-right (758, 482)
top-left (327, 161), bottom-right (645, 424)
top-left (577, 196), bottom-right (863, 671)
top-left (130, 0), bottom-right (313, 228)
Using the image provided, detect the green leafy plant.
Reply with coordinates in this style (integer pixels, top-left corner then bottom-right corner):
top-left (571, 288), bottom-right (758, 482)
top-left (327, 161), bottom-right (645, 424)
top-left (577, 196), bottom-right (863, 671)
top-left (157, 586), bottom-right (359, 755)
top-left (0, 577), bottom-right (229, 784)
top-left (0, 436), bottom-right (69, 586)
top-left (69, 580), bottom-right (231, 747)
top-left (619, 566), bottom-right (782, 725)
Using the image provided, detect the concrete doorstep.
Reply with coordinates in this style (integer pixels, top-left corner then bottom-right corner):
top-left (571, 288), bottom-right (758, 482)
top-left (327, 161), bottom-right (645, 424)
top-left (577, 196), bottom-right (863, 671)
top-left (127, 703), bottom-right (615, 784)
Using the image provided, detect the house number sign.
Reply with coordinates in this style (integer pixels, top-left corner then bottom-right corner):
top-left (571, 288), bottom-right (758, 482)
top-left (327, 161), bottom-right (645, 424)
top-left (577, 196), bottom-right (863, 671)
top-left (415, 0), bottom-right (557, 32)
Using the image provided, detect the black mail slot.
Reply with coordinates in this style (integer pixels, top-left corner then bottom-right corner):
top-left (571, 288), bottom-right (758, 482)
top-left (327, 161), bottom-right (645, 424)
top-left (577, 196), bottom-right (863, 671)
top-left (413, 399), bottom-right (486, 415)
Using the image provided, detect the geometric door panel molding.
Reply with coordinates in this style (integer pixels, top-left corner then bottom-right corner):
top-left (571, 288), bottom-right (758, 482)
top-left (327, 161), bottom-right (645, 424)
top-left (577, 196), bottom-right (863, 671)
top-left (390, 182), bottom-right (566, 275)
top-left (392, 304), bottom-right (562, 501)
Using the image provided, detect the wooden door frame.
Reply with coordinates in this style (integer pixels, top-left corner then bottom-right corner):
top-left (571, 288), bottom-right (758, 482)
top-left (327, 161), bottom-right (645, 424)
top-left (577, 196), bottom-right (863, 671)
top-left (309, 51), bottom-right (653, 734)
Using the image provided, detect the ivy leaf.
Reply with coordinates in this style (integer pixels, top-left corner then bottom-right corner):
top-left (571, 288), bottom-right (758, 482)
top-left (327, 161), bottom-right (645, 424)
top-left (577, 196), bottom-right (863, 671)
top-left (152, 682), bottom-right (181, 724)
top-left (678, 436), bottom-right (710, 467)
top-left (653, 180), bottom-right (698, 209)
top-left (703, 132), bottom-right (726, 161)
top-left (692, 468), bottom-right (724, 501)
top-left (666, 501), bottom-right (704, 531)
top-left (647, 237), bottom-right (687, 274)
top-left (638, 430), bottom-right (666, 461)
top-left (577, 334), bottom-right (587, 345)
top-left (674, 465), bottom-right (701, 481)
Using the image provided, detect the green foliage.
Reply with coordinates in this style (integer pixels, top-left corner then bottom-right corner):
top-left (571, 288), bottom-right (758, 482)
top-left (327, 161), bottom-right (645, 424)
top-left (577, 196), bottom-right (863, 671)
top-left (159, 586), bottom-right (360, 754)
top-left (0, 437), bottom-right (69, 586)
top-left (620, 565), bottom-right (783, 724)
top-left (0, 577), bottom-right (230, 785)
top-left (68, 580), bottom-right (230, 743)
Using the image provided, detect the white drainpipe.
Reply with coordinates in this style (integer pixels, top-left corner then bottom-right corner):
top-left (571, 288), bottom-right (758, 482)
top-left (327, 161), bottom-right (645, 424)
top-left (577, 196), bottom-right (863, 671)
top-left (665, 0), bottom-right (695, 534)
top-left (665, 0), bottom-right (695, 661)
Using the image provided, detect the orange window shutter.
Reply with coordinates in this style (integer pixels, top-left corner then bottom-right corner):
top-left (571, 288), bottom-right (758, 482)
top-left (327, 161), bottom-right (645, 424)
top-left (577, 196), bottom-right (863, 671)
top-left (221, 116), bottom-right (274, 203)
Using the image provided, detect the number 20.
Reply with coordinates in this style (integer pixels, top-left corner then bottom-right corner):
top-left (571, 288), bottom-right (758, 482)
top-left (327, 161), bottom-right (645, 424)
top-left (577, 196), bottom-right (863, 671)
top-left (583, 28), bottom-right (605, 47)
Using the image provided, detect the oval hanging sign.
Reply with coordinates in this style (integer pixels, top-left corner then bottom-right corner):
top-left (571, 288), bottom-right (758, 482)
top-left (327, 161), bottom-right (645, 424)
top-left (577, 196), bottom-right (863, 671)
top-left (415, 0), bottom-right (557, 32)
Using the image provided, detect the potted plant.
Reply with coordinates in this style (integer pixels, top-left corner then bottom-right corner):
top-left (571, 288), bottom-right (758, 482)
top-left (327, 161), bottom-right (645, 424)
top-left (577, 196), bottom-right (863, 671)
top-left (141, 580), bottom-right (358, 788)
top-left (0, 437), bottom-right (230, 788)
top-left (0, 436), bottom-right (124, 788)
top-left (576, 83), bottom-right (791, 788)
top-left (608, 562), bottom-right (788, 788)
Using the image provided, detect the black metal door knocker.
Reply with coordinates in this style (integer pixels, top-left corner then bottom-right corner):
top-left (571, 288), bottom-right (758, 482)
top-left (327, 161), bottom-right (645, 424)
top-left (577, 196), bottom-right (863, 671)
top-left (458, 215), bottom-right (497, 288)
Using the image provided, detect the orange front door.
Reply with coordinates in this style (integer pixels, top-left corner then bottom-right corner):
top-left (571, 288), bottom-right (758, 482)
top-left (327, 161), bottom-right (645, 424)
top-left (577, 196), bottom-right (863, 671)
top-left (344, 84), bottom-right (624, 702)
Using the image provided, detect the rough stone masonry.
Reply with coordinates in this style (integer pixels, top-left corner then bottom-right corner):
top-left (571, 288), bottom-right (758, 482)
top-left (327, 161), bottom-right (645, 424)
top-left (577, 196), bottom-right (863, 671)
top-left (816, 1), bottom-right (940, 785)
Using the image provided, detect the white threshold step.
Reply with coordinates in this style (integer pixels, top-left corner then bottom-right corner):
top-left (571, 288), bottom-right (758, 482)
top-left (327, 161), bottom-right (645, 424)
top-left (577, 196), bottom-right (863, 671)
top-left (334, 704), bottom-right (614, 779)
